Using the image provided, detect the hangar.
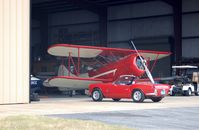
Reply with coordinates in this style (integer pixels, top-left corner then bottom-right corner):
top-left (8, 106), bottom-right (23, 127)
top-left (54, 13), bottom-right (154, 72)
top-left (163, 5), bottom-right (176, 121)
top-left (0, 0), bottom-right (199, 104)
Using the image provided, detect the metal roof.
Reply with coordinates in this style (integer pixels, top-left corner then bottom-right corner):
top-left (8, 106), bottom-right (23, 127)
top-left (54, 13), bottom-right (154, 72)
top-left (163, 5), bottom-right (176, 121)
top-left (32, 0), bottom-right (158, 14)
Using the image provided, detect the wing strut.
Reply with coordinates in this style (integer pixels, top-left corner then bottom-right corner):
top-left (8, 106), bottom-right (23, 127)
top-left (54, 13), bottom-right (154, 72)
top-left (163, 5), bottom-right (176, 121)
top-left (131, 40), bottom-right (155, 84)
top-left (150, 54), bottom-right (159, 72)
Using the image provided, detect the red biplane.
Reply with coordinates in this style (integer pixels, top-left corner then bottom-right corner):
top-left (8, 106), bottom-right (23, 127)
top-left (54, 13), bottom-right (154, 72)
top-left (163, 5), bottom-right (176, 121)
top-left (43, 42), bottom-right (171, 91)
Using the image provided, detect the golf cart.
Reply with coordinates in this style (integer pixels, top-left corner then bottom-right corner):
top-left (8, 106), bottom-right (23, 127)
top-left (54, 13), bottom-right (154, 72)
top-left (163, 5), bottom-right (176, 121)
top-left (169, 65), bottom-right (199, 96)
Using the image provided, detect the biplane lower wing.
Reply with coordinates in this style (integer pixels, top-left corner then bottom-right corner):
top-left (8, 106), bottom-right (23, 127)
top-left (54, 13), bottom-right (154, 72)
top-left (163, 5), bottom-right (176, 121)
top-left (45, 76), bottom-right (112, 90)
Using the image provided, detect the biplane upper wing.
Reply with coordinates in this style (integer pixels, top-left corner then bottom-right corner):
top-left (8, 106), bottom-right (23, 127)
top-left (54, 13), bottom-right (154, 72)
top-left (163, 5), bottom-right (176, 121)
top-left (48, 44), bottom-right (103, 58)
top-left (48, 44), bottom-right (171, 60)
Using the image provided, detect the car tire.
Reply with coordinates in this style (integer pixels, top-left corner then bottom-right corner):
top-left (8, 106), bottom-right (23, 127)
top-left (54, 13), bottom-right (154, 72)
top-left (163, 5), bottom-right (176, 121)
top-left (151, 97), bottom-right (162, 102)
top-left (30, 93), bottom-right (40, 101)
top-left (92, 88), bottom-right (103, 101)
top-left (112, 98), bottom-right (121, 101)
top-left (132, 90), bottom-right (145, 103)
top-left (184, 88), bottom-right (192, 96)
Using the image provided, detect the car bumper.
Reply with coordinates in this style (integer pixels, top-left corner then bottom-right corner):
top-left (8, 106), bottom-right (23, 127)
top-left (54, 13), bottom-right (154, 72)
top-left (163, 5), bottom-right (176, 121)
top-left (145, 89), bottom-right (167, 97)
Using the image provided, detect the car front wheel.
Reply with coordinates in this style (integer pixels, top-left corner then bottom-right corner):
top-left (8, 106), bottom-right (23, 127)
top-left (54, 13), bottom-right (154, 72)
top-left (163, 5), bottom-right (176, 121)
top-left (92, 89), bottom-right (103, 101)
top-left (151, 97), bottom-right (162, 102)
top-left (132, 90), bottom-right (145, 103)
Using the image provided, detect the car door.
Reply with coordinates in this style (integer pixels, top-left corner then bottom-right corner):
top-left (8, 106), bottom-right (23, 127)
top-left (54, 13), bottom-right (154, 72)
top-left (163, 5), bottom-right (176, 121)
top-left (112, 84), bottom-right (131, 98)
top-left (108, 76), bottom-right (133, 98)
top-left (102, 83), bottom-right (115, 97)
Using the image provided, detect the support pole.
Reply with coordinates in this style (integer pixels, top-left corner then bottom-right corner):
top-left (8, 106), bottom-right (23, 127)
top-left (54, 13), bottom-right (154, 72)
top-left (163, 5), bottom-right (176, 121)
top-left (99, 9), bottom-right (107, 47)
top-left (173, 0), bottom-right (182, 63)
top-left (162, 0), bottom-right (182, 64)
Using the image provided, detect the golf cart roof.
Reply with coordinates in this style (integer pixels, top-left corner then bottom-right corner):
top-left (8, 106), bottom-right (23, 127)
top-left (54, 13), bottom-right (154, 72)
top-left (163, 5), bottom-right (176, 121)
top-left (172, 65), bottom-right (198, 69)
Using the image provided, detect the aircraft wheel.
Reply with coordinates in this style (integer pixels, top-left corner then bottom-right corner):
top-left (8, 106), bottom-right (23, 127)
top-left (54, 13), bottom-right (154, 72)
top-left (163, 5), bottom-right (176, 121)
top-left (151, 97), bottom-right (162, 102)
top-left (132, 90), bottom-right (145, 103)
top-left (112, 98), bottom-right (121, 101)
top-left (92, 89), bottom-right (103, 101)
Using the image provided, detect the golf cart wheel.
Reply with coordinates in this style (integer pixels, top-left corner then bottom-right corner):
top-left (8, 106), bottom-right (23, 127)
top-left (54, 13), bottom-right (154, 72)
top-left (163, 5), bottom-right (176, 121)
top-left (184, 88), bottom-right (192, 96)
top-left (132, 90), bottom-right (145, 103)
top-left (112, 98), bottom-right (121, 101)
top-left (92, 88), bottom-right (103, 101)
top-left (151, 97), bottom-right (163, 102)
top-left (195, 92), bottom-right (199, 96)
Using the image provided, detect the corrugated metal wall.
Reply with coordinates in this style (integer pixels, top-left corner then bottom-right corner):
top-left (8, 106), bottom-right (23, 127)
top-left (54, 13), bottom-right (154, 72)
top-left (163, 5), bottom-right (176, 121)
top-left (182, 0), bottom-right (199, 58)
top-left (0, 0), bottom-right (30, 104)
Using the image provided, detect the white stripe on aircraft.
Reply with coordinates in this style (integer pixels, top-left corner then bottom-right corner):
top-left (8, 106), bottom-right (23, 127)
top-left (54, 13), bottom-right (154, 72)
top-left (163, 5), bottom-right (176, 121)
top-left (91, 69), bottom-right (117, 78)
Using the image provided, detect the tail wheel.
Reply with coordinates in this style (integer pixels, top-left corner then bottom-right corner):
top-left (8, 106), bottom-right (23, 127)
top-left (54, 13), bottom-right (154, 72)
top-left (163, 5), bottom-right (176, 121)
top-left (92, 89), bottom-right (103, 101)
top-left (132, 90), bottom-right (145, 103)
top-left (151, 97), bottom-right (163, 102)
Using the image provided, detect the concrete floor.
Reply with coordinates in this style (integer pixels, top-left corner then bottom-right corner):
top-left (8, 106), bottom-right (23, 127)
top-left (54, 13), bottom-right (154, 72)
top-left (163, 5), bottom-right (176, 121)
top-left (1, 96), bottom-right (199, 130)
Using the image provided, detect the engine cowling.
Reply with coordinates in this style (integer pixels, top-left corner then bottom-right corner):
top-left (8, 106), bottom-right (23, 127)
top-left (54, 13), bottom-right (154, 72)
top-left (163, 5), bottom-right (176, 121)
top-left (129, 55), bottom-right (145, 77)
top-left (88, 54), bottom-right (146, 81)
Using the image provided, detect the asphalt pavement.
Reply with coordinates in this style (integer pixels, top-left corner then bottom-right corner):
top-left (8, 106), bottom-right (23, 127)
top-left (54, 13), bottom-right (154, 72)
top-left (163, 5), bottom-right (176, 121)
top-left (49, 107), bottom-right (199, 130)
top-left (1, 95), bottom-right (199, 130)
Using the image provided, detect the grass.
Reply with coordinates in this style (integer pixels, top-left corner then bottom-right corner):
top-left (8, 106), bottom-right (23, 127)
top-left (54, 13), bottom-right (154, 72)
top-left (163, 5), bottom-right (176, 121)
top-left (0, 115), bottom-right (135, 130)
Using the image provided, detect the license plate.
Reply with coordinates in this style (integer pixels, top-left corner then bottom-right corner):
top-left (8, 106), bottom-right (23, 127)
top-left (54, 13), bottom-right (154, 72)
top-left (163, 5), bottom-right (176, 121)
top-left (161, 89), bottom-right (165, 95)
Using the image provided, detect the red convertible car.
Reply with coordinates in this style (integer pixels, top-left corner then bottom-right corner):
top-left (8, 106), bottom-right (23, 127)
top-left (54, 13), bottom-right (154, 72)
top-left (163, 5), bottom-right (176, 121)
top-left (89, 75), bottom-right (170, 102)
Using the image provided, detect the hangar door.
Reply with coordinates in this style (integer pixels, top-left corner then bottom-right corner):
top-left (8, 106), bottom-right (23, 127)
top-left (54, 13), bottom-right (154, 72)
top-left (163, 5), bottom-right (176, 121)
top-left (0, 0), bottom-right (30, 104)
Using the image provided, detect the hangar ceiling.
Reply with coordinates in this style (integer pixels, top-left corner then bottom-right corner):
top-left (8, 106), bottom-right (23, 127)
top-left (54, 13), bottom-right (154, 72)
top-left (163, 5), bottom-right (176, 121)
top-left (32, 0), bottom-right (176, 14)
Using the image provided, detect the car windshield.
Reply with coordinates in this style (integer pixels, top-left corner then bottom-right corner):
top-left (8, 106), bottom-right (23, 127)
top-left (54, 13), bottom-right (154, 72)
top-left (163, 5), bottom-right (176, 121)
top-left (114, 76), bottom-right (135, 85)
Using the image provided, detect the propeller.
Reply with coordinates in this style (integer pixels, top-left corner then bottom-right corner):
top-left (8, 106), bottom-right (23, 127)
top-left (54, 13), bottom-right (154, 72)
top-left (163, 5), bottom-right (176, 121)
top-left (130, 40), bottom-right (155, 84)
